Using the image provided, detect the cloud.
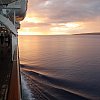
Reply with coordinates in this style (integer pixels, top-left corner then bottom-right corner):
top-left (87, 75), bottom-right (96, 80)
top-left (19, 0), bottom-right (100, 35)
top-left (27, 0), bottom-right (100, 23)
top-left (21, 22), bottom-right (51, 28)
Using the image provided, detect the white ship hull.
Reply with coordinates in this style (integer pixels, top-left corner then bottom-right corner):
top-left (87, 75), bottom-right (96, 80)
top-left (0, 0), bottom-right (27, 61)
top-left (0, 0), bottom-right (27, 99)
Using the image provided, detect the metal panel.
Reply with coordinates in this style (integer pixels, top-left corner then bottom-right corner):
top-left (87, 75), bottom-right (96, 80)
top-left (12, 34), bottom-right (17, 61)
top-left (0, 14), bottom-right (17, 35)
top-left (0, 0), bottom-right (18, 5)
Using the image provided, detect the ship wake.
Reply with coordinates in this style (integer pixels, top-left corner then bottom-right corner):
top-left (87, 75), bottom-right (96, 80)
top-left (20, 64), bottom-right (98, 100)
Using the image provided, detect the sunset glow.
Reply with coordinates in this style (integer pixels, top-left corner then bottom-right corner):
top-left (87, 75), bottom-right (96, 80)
top-left (24, 17), bottom-right (43, 23)
top-left (18, 0), bottom-right (100, 35)
top-left (65, 23), bottom-right (80, 28)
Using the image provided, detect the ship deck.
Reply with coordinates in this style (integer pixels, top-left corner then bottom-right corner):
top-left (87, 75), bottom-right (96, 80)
top-left (0, 45), bottom-right (12, 100)
top-left (0, 44), bottom-right (21, 100)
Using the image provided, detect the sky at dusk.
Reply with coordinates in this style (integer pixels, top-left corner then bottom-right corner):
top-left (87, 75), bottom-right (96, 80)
top-left (18, 0), bottom-right (100, 35)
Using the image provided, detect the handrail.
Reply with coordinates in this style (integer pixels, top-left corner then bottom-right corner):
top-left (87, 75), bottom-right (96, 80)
top-left (7, 47), bottom-right (21, 100)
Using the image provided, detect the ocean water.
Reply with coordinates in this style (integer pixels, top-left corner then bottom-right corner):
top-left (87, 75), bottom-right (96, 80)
top-left (18, 35), bottom-right (100, 100)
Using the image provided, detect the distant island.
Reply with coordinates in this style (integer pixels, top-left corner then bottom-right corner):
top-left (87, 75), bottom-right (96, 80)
top-left (74, 32), bottom-right (100, 35)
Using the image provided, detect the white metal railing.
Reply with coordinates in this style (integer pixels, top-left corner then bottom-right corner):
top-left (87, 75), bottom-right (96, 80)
top-left (0, 14), bottom-right (17, 35)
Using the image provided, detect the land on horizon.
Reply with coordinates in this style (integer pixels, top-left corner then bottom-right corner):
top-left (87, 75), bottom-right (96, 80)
top-left (74, 32), bottom-right (100, 35)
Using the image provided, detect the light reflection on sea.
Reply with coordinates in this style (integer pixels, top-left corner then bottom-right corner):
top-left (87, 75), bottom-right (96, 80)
top-left (19, 35), bottom-right (100, 100)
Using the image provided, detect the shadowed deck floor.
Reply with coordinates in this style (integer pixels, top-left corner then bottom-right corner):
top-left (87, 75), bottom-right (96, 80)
top-left (0, 46), bottom-right (12, 100)
top-left (0, 45), bottom-right (21, 100)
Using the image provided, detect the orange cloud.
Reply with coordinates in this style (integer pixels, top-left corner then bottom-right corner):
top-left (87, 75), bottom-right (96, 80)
top-left (18, 0), bottom-right (100, 35)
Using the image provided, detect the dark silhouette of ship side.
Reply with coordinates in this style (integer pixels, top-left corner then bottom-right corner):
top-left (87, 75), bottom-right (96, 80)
top-left (0, 0), bottom-right (28, 100)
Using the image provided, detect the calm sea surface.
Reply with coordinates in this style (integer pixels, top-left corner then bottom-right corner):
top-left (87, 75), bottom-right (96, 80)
top-left (18, 35), bottom-right (100, 100)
